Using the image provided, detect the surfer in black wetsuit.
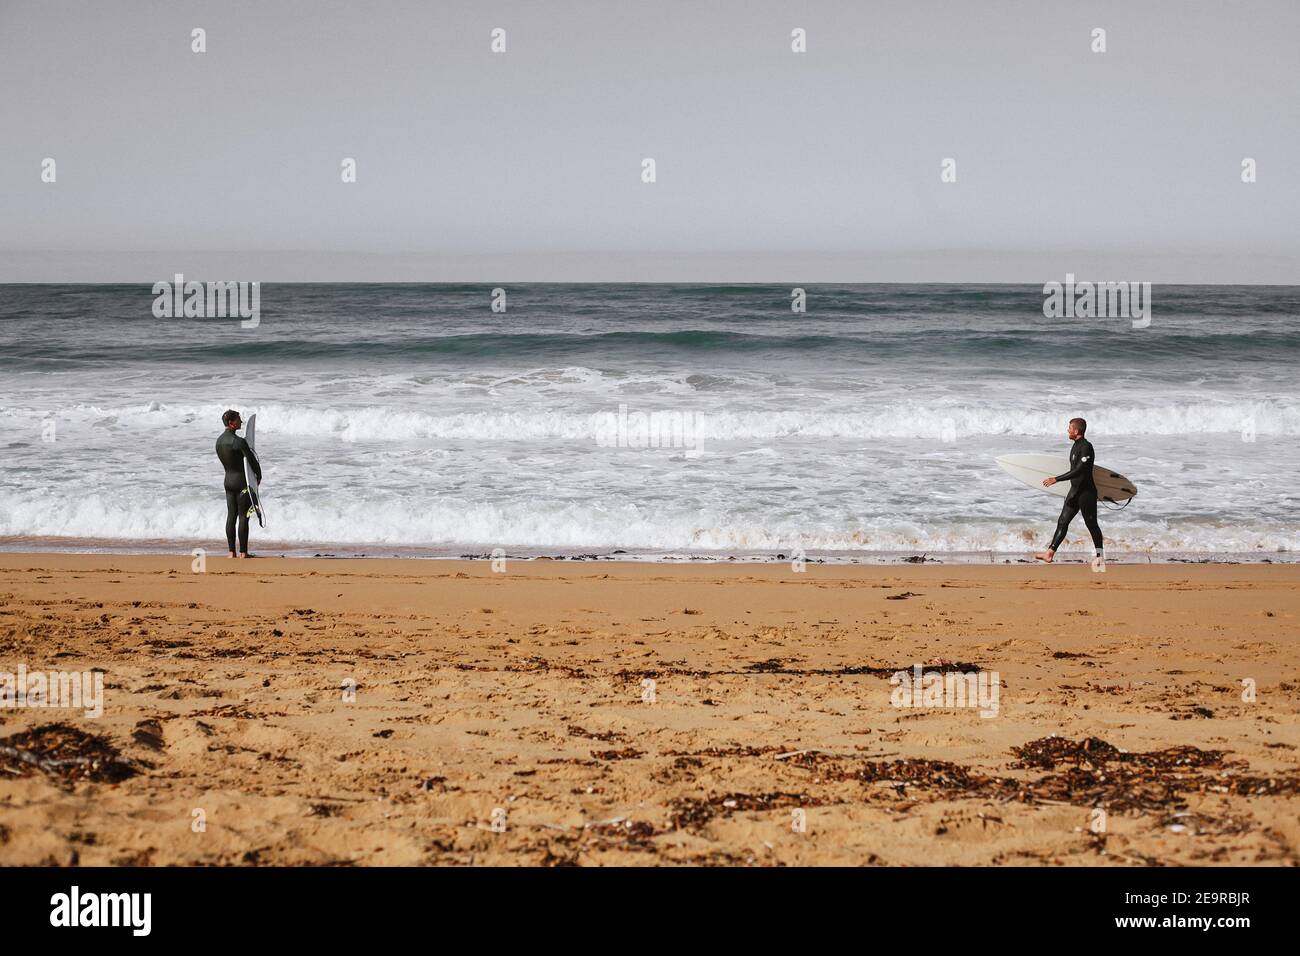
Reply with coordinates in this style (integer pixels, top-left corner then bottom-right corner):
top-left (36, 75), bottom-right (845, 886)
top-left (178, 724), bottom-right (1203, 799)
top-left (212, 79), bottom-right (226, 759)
top-left (1034, 417), bottom-right (1105, 572)
top-left (216, 409), bottom-right (260, 558)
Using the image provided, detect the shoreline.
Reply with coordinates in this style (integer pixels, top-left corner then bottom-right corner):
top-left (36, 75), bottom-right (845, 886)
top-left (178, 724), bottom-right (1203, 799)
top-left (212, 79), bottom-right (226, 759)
top-left (0, 538), bottom-right (1294, 565)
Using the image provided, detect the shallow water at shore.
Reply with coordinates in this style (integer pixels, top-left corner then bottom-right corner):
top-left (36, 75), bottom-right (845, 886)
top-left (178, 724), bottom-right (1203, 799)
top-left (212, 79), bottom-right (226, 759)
top-left (1, 536), bottom-right (1294, 564)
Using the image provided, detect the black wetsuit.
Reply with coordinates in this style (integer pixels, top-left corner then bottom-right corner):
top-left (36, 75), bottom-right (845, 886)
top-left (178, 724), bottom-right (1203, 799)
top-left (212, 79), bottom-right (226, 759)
top-left (216, 429), bottom-right (261, 554)
top-left (1049, 437), bottom-right (1103, 555)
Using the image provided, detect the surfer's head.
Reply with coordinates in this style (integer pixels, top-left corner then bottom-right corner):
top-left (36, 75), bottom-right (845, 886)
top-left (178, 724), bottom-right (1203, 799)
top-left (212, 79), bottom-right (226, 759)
top-left (222, 409), bottom-right (242, 429)
top-left (1068, 417), bottom-right (1087, 440)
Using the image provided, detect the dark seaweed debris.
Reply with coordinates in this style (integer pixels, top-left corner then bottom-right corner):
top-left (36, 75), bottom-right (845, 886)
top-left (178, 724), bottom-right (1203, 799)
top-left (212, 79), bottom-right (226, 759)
top-left (670, 791), bottom-right (820, 831)
top-left (788, 737), bottom-right (1300, 815)
top-left (665, 744), bottom-right (780, 759)
top-left (746, 659), bottom-right (982, 678)
top-left (618, 660), bottom-right (982, 680)
top-left (584, 819), bottom-right (658, 849)
top-left (131, 718), bottom-right (165, 751)
top-left (567, 725), bottom-right (625, 742)
top-left (1010, 736), bottom-right (1225, 771)
top-left (0, 723), bottom-right (138, 784)
top-left (591, 747), bottom-right (644, 761)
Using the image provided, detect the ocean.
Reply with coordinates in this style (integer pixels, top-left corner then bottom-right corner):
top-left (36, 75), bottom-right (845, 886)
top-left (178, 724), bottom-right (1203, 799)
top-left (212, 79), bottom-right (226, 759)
top-left (1, 283), bottom-right (1297, 561)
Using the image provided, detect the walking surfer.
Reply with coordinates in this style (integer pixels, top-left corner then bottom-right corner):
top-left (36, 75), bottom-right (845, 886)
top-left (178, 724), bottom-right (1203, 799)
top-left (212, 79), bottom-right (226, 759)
top-left (1034, 417), bottom-right (1105, 572)
top-left (216, 409), bottom-right (261, 558)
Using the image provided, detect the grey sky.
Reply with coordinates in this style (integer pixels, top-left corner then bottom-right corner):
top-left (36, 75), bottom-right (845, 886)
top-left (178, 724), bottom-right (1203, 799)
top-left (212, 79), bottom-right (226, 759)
top-left (2, 0), bottom-right (1297, 281)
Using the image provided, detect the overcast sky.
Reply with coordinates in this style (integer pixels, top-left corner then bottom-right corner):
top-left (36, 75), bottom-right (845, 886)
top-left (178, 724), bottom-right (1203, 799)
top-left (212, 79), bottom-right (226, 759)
top-left (2, 0), bottom-right (1297, 281)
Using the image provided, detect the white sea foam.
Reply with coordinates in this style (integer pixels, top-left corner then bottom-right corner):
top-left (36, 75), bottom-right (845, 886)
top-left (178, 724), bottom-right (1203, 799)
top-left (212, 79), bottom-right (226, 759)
top-left (5, 397), bottom-right (1297, 442)
top-left (1, 485), bottom-right (1296, 555)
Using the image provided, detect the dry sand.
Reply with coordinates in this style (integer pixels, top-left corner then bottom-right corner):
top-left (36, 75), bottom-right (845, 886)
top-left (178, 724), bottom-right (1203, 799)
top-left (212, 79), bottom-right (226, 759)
top-left (1, 553), bottom-right (1298, 866)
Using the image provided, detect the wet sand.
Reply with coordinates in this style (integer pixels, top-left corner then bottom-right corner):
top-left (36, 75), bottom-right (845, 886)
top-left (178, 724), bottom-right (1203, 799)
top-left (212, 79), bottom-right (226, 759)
top-left (1, 553), bottom-right (1298, 866)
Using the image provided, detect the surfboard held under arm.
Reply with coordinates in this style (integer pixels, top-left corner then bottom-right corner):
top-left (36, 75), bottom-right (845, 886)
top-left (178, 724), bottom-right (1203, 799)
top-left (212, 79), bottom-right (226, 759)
top-left (243, 413), bottom-right (266, 528)
top-left (995, 453), bottom-right (1137, 503)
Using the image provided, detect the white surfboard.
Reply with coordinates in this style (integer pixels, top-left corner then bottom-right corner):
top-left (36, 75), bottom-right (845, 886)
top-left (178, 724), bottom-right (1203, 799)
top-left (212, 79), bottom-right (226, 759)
top-left (243, 414), bottom-right (266, 528)
top-left (995, 453), bottom-right (1137, 503)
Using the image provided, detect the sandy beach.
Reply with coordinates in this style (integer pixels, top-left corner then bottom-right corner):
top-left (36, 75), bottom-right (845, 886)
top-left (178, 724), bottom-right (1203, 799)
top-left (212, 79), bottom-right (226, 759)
top-left (1, 553), bottom-right (1297, 866)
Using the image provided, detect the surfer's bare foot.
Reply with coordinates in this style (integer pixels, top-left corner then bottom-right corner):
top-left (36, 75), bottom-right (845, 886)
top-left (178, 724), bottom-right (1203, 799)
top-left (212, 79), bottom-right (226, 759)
top-left (238, 553), bottom-right (251, 559)
top-left (1091, 556), bottom-right (1106, 573)
top-left (1033, 551), bottom-right (1055, 563)
top-left (229, 552), bottom-right (237, 558)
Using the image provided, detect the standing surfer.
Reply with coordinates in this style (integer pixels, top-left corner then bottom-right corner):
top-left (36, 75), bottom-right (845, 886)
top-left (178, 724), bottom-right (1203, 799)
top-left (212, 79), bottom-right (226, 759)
top-left (1034, 417), bottom-right (1105, 572)
top-left (216, 409), bottom-right (261, 558)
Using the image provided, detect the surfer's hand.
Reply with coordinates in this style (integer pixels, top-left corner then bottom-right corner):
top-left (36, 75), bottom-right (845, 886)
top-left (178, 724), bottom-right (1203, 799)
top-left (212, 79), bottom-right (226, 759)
top-left (1042, 477), bottom-right (1057, 487)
